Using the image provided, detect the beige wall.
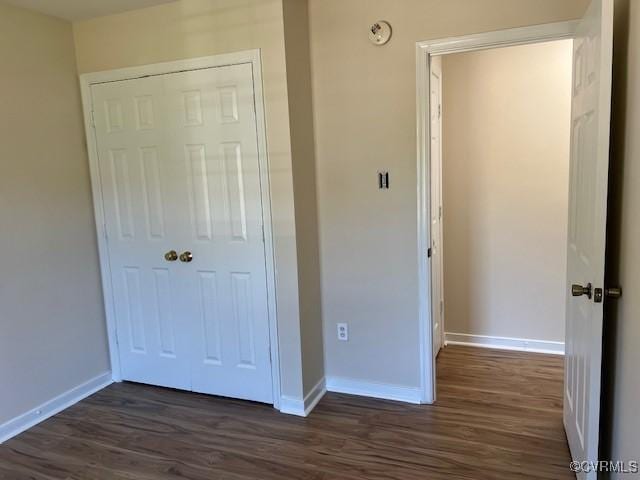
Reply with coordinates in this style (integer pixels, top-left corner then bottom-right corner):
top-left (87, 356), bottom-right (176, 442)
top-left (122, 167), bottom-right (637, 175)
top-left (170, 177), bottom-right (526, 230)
top-left (73, 0), bottom-right (315, 400)
top-left (282, 0), bottom-right (325, 394)
top-left (309, 0), bottom-right (589, 387)
top-left (601, 0), bottom-right (640, 473)
top-left (0, 3), bottom-right (109, 425)
top-left (441, 41), bottom-right (573, 343)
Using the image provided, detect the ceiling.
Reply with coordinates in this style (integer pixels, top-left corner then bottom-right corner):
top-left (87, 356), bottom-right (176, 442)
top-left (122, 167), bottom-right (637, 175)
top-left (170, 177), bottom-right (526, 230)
top-left (2, 0), bottom-right (176, 21)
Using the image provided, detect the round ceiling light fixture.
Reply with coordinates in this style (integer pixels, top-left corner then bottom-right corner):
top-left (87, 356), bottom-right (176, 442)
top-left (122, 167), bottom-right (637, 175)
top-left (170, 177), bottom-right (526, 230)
top-left (369, 21), bottom-right (392, 46)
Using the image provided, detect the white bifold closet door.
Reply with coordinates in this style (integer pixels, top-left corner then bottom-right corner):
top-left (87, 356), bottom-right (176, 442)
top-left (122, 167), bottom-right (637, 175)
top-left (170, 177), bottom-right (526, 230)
top-left (91, 63), bottom-right (273, 404)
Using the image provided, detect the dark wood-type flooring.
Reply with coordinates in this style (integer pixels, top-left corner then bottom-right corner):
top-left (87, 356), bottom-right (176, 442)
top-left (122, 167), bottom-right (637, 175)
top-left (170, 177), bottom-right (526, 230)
top-left (0, 346), bottom-right (573, 479)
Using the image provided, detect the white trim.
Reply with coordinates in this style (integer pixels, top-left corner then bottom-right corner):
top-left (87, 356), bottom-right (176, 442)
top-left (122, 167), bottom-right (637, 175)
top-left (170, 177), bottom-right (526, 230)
top-left (445, 332), bottom-right (565, 355)
top-left (279, 378), bottom-right (326, 417)
top-left (416, 21), bottom-right (578, 407)
top-left (303, 378), bottom-right (327, 415)
top-left (278, 396), bottom-right (305, 417)
top-left (0, 372), bottom-right (112, 444)
top-left (417, 21), bottom-right (578, 56)
top-left (250, 52), bottom-right (282, 410)
top-left (79, 51), bottom-right (263, 85)
top-left (416, 36), bottom-right (435, 406)
top-left (80, 80), bottom-right (121, 380)
top-left (326, 377), bottom-right (422, 404)
top-left (79, 49), bottom-right (282, 408)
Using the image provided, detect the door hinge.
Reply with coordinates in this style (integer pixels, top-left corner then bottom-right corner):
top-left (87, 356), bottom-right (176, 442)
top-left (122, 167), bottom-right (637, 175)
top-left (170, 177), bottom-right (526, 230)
top-left (438, 104), bottom-right (442, 118)
top-left (439, 206), bottom-right (443, 220)
top-left (427, 247), bottom-right (432, 258)
top-left (440, 300), bottom-right (444, 315)
top-left (261, 224), bottom-right (266, 243)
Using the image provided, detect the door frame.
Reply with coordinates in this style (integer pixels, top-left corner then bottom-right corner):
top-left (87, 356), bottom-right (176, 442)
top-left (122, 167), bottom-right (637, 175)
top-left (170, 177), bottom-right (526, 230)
top-left (79, 49), bottom-right (283, 409)
top-left (415, 21), bottom-right (578, 404)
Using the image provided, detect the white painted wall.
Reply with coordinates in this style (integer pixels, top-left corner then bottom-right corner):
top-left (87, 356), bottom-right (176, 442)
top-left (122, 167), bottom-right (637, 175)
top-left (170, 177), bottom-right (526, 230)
top-left (441, 41), bottom-right (573, 344)
top-left (308, 0), bottom-right (588, 389)
top-left (0, 3), bottom-right (110, 426)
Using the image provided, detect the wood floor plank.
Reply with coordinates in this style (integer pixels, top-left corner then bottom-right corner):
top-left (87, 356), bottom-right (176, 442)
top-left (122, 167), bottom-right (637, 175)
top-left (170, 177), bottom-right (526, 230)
top-left (0, 345), bottom-right (574, 479)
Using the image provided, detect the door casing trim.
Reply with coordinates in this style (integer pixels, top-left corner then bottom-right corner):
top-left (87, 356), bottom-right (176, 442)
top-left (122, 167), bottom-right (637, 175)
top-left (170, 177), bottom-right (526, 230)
top-left (79, 49), bottom-right (283, 409)
top-left (415, 21), bottom-right (578, 404)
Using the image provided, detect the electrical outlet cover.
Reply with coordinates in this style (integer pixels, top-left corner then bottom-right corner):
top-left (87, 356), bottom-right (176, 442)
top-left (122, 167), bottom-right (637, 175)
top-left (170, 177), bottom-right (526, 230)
top-left (337, 323), bottom-right (348, 341)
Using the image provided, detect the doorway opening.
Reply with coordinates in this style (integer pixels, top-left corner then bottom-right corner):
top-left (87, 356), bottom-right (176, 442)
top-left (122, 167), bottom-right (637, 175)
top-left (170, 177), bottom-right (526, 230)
top-left (427, 38), bottom-right (575, 468)
top-left (431, 39), bottom-right (573, 359)
top-left (418, 3), bottom-right (614, 474)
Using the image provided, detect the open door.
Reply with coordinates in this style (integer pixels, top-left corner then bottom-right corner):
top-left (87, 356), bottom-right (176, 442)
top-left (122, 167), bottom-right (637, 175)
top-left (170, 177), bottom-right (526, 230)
top-left (564, 0), bottom-right (613, 476)
top-left (430, 55), bottom-right (444, 358)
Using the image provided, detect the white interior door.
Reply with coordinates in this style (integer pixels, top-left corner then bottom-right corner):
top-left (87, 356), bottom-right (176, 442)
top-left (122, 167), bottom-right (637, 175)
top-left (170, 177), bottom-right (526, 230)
top-left (430, 56), bottom-right (444, 358)
top-left (91, 63), bottom-right (273, 404)
top-left (163, 65), bottom-right (273, 403)
top-left (564, 0), bottom-right (613, 476)
top-left (92, 75), bottom-right (191, 391)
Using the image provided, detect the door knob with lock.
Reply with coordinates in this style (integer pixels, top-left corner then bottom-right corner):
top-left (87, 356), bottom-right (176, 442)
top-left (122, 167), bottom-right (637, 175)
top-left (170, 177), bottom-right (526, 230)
top-left (593, 286), bottom-right (623, 303)
top-left (179, 251), bottom-right (193, 263)
top-left (605, 287), bottom-right (623, 299)
top-left (164, 250), bottom-right (178, 262)
top-left (571, 283), bottom-right (592, 299)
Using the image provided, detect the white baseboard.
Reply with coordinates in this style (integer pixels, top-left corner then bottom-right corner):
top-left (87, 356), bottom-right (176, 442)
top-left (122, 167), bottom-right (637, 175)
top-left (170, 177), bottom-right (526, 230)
top-left (0, 372), bottom-right (113, 444)
top-left (303, 377), bottom-right (327, 415)
top-left (279, 377), bottom-right (326, 417)
top-left (325, 376), bottom-right (423, 404)
top-left (445, 332), bottom-right (565, 355)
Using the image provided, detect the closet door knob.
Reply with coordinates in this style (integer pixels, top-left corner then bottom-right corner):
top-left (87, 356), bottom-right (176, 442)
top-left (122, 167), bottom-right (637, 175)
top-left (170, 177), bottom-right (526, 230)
top-left (179, 251), bottom-right (193, 263)
top-left (164, 250), bottom-right (178, 262)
